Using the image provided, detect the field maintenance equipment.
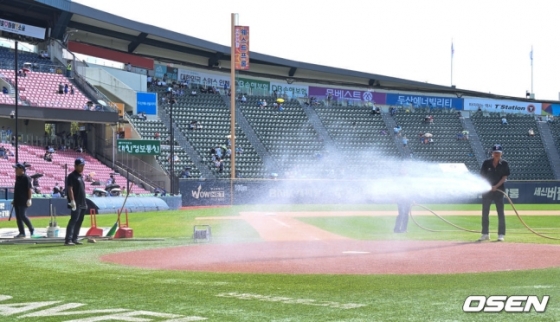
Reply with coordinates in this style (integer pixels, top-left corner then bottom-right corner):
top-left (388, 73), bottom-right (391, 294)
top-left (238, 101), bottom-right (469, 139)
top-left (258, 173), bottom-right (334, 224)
top-left (86, 209), bottom-right (104, 237)
top-left (46, 204), bottom-right (60, 238)
top-left (193, 225), bottom-right (212, 242)
top-left (113, 209), bottom-right (133, 239)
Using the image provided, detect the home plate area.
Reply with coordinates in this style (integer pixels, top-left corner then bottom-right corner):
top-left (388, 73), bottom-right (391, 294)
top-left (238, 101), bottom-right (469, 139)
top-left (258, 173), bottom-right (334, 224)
top-left (101, 240), bottom-right (560, 275)
top-left (101, 211), bottom-right (560, 275)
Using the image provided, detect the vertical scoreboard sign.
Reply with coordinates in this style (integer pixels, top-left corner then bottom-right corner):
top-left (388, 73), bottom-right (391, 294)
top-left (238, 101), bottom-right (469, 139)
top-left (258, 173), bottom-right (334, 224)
top-left (117, 140), bottom-right (161, 155)
top-left (235, 26), bottom-right (250, 70)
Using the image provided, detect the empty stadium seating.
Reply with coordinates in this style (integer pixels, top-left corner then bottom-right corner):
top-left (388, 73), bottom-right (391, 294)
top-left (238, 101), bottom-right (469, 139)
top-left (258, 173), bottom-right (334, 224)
top-left (239, 96), bottom-right (324, 176)
top-left (127, 117), bottom-right (201, 178)
top-left (471, 112), bottom-right (553, 180)
top-left (160, 91), bottom-right (267, 179)
top-left (0, 143), bottom-right (150, 196)
top-left (392, 107), bottom-right (479, 172)
top-left (0, 69), bottom-right (90, 109)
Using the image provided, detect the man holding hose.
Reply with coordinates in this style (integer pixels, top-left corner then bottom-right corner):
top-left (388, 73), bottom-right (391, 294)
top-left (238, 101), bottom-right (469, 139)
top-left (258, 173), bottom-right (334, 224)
top-left (478, 144), bottom-right (510, 242)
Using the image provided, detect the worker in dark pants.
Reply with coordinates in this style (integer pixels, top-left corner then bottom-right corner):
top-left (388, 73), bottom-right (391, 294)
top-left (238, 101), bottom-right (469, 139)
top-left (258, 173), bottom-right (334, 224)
top-left (12, 163), bottom-right (34, 238)
top-left (394, 162), bottom-right (411, 233)
top-left (394, 199), bottom-right (411, 233)
top-left (65, 158), bottom-right (87, 246)
top-left (478, 144), bottom-right (510, 242)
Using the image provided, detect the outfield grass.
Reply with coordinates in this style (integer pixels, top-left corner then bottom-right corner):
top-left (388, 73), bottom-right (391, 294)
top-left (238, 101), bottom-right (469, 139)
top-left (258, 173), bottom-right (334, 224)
top-left (0, 204), bottom-right (559, 321)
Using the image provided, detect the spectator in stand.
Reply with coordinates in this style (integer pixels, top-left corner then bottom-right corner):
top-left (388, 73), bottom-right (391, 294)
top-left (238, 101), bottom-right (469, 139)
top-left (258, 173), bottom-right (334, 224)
top-left (139, 112), bottom-right (147, 120)
top-left (70, 85), bottom-right (74, 95)
top-left (0, 145), bottom-right (4, 157)
top-left (236, 146), bottom-right (243, 154)
top-left (154, 132), bottom-right (160, 139)
top-left (462, 130), bottom-right (469, 140)
top-left (501, 117), bottom-right (508, 125)
top-left (125, 62), bottom-right (132, 72)
top-left (52, 183), bottom-right (62, 198)
top-left (528, 128), bottom-right (535, 136)
top-left (393, 125), bottom-right (402, 136)
top-left (190, 89), bottom-right (197, 96)
top-left (44, 151), bottom-right (53, 162)
top-left (64, 84), bottom-right (69, 94)
top-left (58, 83), bottom-right (64, 94)
top-left (180, 167), bottom-right (191, 178)
top-left (402, 135), bottom-right (408, 147)
top-left (241, 95), bottom-right (247, 102)
top-left (390, 107), bottom-right (396, 116)
top-left (262, 99), bottom-right (267, 107)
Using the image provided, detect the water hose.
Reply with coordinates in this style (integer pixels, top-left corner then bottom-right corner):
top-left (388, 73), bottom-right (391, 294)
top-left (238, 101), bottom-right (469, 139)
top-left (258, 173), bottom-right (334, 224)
top-left (408, 190), bottom-right (560, 240)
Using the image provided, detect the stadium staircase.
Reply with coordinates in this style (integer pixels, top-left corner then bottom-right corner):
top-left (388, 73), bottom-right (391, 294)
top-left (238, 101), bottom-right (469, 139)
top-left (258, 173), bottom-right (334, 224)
top-left (157, 107), bottom-right (213, 179)
top-left (220, 94), bottom-right (277, 174)
top-left (239, 95), bottom-right (325, 177)
top-left (536, 121), bottom-right (560, 179)
top-left (299, 101), bottom-right (339, 153)
top-left (128, 115), bottom-right (203, 179)
top-left (156, 89), bottom-right (267, 179)
top-left (459, 115), bottom-right (487, 166)
top-left (471, 113), bottom-right (553, 180)
top-left (380, 110), bottom-right (410, 158)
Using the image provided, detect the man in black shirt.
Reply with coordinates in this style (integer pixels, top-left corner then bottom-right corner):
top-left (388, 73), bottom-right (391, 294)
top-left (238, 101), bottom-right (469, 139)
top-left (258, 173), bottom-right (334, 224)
top-left (65, 158), bottom-right (87, 246)
top-left (12, 163), bottom-right (34, 238)
top-left (478, 144), bottom-right (510, 242)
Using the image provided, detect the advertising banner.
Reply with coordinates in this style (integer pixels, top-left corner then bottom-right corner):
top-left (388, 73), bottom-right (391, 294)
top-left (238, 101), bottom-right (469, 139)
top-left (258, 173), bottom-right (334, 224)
top-left (386, 93), bottom-right (463, 109)
top-left (177, 68), bottom-right (230, 89)
top-left (541, 103), bottom-right (560, 116)
top-left (237, 77), bottom-right (270, 92)
top-left (154, 64), bottom-right (178, 80)
top-left (234, 26), bottom-right (250, 70)
top-left (463, 98), bottom-right (541, 115)
top-left (0, 18), bottom-right (45, 40)
top-left (180, 180), bottom-right (230, 206)
top-left (136, 92), bottom-right (157, 115)
top-left (270, 82), bottom-right (308, 98)
top-left (117, 139), bottom-right (161, 155)
top-left (308, 86), bottom-right (386, 104)
top-left (179, 180), bottom-right (560, 206)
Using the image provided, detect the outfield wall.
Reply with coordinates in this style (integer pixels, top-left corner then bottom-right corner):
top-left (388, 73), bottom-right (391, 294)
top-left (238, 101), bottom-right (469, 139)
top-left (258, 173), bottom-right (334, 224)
top-left (180, 179), bottom-right (560, 206)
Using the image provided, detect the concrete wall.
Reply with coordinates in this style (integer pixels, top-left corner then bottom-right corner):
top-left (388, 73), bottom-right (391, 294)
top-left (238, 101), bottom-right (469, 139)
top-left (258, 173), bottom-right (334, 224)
top-left (79, 67), bottom-right (137, 112)
top-left (95, 65), bottom-right (147, 92)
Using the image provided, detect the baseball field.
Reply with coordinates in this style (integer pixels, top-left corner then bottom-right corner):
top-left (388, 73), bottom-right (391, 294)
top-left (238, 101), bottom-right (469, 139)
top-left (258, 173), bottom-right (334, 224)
top-left (0, 203), bottom-right (559, 321)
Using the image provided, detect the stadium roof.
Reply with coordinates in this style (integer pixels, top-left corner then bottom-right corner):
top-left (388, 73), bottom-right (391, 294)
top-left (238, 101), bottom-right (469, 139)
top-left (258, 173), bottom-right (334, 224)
top-left (0, 0), bottom-right (548, 101)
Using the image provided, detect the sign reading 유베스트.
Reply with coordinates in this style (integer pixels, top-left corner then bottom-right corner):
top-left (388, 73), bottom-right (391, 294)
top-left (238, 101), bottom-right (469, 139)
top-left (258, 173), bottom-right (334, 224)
top-left (117, 140), bottom-right (161, 155)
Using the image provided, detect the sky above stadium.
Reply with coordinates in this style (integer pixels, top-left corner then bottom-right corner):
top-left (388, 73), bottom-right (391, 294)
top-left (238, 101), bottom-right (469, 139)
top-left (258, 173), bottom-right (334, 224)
top-left (73, 0), bottom-right (560, 100)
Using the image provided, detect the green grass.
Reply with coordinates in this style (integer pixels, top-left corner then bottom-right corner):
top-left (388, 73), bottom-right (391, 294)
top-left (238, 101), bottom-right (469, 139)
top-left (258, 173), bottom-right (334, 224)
top-left (0, 204), bottom-right (559, 321)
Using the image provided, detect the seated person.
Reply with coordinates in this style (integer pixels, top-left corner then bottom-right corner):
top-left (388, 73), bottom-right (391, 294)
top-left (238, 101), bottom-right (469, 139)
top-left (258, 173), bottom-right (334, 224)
top-left (180, 167), bottom-right (191, 178)
top-left (501, 117), bottom-right (508, 125)
top-left (32, 177), bottom-right (40, 187)
top-left (52, 183), bottom-right (62, 198)
top-left (85, 173), bottom-right (93, 182)
top-left (0, 145), bottom-right (5, 157)
top-left (107, 174), bottom-right (116, 186)
top-left (139, 112), bottom-right (147, 120)
top-left (190, 89), bottom-right (197, 96)
top-left (58, 83), bottom-right (64, 94)
top-left (200, 85), bottom-right (208, 93)
top-left (528, 128), bottom-right (535, 136)
top-left (43, 152), bottom-right (53, 162)
top-left (154, 132), bottom-right (160, 139)
top-left (208, 86), bottom-right (215, 94)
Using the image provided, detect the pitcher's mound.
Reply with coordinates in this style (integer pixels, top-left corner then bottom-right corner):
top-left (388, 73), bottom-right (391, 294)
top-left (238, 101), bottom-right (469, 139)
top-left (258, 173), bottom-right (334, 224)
top-left (101, 240), bottom-right (560, 275)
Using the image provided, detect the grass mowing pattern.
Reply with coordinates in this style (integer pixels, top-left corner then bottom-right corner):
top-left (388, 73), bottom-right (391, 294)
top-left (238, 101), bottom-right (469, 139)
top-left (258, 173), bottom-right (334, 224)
top-left (0, 205), bottom-right (559, 321)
